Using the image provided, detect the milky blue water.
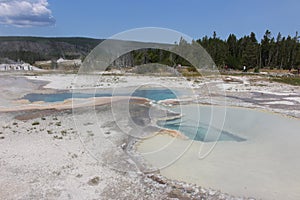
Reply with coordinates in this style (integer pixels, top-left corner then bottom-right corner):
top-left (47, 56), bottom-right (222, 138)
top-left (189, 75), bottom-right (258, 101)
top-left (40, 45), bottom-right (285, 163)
top-left (158, 118), bottom-right (246, 142)
top-left (23, 88), bottom-right (177, 102)
top-left (23, 89), bottom-right (244, 142)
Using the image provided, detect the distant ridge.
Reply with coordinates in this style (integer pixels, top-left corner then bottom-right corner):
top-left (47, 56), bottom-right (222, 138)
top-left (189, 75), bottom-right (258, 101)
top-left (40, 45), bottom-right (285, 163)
top-left (0, 36), bottom-right (103, 64)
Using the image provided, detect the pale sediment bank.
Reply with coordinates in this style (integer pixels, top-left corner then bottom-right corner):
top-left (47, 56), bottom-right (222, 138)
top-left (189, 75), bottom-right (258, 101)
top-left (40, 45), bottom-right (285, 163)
top-left (0, 96), bottom-right (149, 112)
top-left (155, 129), bottom-right (188, 139)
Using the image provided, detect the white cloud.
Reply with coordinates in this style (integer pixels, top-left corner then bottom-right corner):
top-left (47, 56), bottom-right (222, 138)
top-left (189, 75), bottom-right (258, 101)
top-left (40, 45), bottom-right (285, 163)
top-left (0, 0), bottom-right (55, 27)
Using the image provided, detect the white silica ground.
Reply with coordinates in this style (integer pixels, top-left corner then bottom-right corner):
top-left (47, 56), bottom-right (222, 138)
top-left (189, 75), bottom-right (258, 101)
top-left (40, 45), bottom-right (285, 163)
top-left (137, 104), bottom-right (300, 200)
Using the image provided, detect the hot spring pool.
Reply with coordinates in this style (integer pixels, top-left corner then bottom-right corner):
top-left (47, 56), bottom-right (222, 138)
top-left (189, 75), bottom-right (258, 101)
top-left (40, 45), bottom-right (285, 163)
top-left (137, 104), bottom-right (300, 200)
top-left (23, 88), bottom-right (178, 102)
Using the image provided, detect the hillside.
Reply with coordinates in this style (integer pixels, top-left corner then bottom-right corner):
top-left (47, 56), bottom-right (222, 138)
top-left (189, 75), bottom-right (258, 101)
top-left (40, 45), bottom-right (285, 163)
top-left (0, 36), bottom-right (180, 71)
top-left (0, 37), bottom-right (103, 64)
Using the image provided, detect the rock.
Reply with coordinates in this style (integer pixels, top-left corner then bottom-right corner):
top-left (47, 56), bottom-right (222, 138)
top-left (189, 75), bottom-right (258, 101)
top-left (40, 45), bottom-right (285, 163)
top-left (87, 176), bottom-right (100, 186)
top-left (121, 143), bottom-right (127, 149)
top-left (76, 174), bottom-right (82, 178)
top-left (185, 186), bottom-right (194, 193)
top-left (200, 188), bottom-right (207, 194)
top-left (209, 189), bottom-right (217, 196)
top-left (172, 183), bottom-right (183, 190)
top-left (148, 174), bottom-right (167, 185)
top-left (168, 189), bottom-right (189, 200)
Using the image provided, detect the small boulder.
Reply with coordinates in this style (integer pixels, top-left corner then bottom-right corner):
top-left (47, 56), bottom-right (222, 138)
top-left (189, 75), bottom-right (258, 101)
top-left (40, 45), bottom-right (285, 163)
top-left (88, 176), bottom-right (100, 186)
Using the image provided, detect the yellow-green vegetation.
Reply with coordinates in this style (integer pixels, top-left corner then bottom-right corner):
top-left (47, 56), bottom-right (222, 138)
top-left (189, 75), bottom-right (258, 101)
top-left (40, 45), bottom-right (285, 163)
top-left (220, 72), bottom-right (264, 76)
top-left (180, 67), bottom-right (201, 77)
top-left (271, 76), bottom-right (300, 86)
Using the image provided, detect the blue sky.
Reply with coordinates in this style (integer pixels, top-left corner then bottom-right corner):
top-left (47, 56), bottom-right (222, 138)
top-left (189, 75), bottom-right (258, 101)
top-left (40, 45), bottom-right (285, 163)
top-left (0, 0), bottom-right (299, 41)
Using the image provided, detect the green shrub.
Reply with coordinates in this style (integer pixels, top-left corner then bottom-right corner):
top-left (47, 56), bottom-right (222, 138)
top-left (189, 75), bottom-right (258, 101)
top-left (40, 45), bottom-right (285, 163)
top-left (271, 77), bottom-right (300, 86)
top-left (254, 67), bottom-right (260, 73)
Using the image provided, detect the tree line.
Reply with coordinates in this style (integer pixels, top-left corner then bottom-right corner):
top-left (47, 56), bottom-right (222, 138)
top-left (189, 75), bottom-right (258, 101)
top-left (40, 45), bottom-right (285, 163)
top-left (1, 32), bottom-right (299, 71)
top-left (115, 30), bottom-right (300, 71)
top-left (196, 30), bottom-right (300, 70)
